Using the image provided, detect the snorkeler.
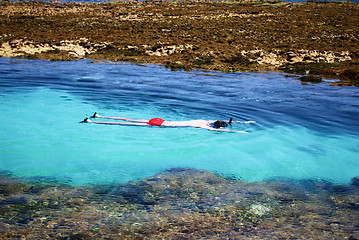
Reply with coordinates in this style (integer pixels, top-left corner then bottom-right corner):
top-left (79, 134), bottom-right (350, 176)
top-left (81, 112), bottom-right (254, 133)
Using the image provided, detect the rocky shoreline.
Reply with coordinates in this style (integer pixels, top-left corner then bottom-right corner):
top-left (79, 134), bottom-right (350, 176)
top-left (1, 1), bottom-right (358, 86)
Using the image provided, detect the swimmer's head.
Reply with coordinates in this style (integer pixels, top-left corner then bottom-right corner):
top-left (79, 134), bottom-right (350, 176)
top-left (212, 120), bottom-right (228, 128)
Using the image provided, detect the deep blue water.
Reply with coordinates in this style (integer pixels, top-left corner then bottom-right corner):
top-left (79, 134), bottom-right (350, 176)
top-left (0, 57), bottom-right (358, 186)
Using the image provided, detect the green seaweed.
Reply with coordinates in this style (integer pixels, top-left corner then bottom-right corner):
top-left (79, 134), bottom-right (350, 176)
top-left (279, 62), bottom-right (338, 75)
top-left (299, 75), bottom-right (323, 83)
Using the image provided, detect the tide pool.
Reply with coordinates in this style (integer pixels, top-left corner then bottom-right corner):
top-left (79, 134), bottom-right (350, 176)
top-left (0, 58), bottom-right (358, 186)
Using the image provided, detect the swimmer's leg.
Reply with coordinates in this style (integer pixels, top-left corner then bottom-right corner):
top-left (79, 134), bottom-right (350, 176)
top-left (79, 118), bottom-right (90, 123)
top-left (91, 112), bottom-right (100, 118)
top-left (90, 112), bottom-right (148, 123)
top-left (81, 118), bottom-right (148, 126)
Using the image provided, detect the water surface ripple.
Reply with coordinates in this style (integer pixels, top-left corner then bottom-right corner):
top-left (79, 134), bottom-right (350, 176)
top-left (0, 58), bottom-right (358, 185)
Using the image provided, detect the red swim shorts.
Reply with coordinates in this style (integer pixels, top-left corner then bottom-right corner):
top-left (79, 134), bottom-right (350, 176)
top-left (147, 118), bottom-right (166, 126)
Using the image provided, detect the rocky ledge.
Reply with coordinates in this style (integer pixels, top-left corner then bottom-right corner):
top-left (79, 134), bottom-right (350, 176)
top-left (0, 1), bottom-right (358, 86)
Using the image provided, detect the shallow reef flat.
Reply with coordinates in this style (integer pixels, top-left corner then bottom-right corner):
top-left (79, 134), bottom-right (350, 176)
top-left (0, 168), bottom-right (358, 239)
top-left (0, 1), bottom-right (358, 86)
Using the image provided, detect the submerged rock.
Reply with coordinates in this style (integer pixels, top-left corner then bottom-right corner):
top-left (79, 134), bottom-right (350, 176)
top-left (299, 75), bottom-right (323, 84)
top-left (352, 177), bottom-right (359, 187)
top-left (249, 203), bottom-right (271, 216)
top-left (0, 169), bottom-right (359, 239)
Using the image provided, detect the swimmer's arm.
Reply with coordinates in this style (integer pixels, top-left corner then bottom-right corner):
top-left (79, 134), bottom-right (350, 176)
top-left (212, 129), bottom-right (248, 133)
top-left (202, 126), bottom-right (248, 133)
top-left (208, 120), bottom-right (256, 124)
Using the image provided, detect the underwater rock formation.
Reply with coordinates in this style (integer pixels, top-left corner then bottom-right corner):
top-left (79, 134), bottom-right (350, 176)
top-left (0, 168), bottom-right (358, 239)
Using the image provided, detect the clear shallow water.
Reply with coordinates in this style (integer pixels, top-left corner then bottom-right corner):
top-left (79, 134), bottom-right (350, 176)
top-left (0, 57), bottom-right (358, 186)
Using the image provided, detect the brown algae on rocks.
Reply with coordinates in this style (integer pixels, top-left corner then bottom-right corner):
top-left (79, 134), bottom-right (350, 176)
top-left (0, 1), bottom-right (358, 86)
top-left (0, 168), bottom-right (358, 239)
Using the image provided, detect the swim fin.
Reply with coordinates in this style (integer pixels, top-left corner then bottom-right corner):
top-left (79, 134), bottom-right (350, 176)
top-left (79, 118), bottom-right (89, 123)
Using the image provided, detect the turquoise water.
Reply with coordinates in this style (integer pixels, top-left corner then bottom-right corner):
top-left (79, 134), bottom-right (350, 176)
top-left (0, 57), bottom-right (358, 186)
